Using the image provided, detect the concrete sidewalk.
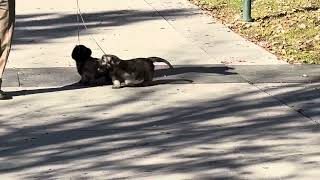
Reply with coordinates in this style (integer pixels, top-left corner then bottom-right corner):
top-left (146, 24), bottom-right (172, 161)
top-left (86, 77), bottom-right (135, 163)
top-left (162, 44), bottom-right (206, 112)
top-left (0, 0), bottom-right (319, 179)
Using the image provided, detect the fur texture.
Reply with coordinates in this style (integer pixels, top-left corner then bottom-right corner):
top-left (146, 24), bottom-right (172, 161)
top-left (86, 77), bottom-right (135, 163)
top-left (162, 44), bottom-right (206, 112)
top-left (71, 45), bottom-right (112, 85)
top-left (99, 54), bottom-right (173, 88)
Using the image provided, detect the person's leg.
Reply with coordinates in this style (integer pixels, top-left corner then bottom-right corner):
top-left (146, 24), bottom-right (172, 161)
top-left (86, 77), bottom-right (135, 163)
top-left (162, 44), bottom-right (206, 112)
top-left (0, 0), bottom-right (15, 100)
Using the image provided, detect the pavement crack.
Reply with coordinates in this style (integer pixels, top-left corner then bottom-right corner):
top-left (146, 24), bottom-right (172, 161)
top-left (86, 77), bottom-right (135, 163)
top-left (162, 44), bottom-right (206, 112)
top-left (252, 84), bottom-right (319, 126)
top-left (236, 72), bottom-right (320, 126)
top-left (143, 0), bottom-right (221, 61)
top-left (16, 70), bottom-right (21, 87)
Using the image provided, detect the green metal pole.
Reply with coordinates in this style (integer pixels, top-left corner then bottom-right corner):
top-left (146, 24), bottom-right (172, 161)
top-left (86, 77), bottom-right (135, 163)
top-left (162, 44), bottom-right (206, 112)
top-left (243, 0), bottom-right (253, 22)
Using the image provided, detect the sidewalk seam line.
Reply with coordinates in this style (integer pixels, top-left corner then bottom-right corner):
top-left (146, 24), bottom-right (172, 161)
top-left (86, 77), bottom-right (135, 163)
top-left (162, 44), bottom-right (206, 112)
top-left (17, 71), bottom-right (21, 87)
top-left (235, 71), bottom-right (320, 125)
top-left (143, 0), bottom-right (212, 57)
top-left (254, 84), bottom-right (320, 125)
top-left (245, 80), bottom-right (319, 126)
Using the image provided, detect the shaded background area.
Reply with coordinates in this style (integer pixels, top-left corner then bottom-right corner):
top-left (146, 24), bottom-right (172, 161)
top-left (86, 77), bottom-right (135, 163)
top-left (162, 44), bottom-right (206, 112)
top-left (0, 82), bottom-right (319, 179)
top-left (8, 6), bottom-right (213, 69)
top-left (13, 9), bottom-right (196, 45)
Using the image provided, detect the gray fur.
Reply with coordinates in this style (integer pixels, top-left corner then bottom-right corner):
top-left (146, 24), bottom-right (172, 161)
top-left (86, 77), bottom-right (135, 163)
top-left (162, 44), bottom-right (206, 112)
top-left (99, 54), bottom-right (173, 88)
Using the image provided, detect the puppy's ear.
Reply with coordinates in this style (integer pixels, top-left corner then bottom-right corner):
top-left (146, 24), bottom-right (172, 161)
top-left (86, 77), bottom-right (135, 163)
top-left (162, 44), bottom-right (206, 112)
top-left (110, 55), bottom-right (120, 66)
top-left (110, 59), bottom-right (117, 66)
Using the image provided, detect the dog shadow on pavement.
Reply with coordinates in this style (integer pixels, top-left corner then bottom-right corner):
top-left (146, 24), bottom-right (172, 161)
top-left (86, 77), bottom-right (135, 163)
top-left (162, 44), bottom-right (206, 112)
top-left (7, 65), bottom-right (236, 97)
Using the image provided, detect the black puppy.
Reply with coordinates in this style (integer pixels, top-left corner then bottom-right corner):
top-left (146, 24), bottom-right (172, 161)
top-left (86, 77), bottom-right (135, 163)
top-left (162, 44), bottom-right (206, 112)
top-left (71, 45), bottom-right (112, 85)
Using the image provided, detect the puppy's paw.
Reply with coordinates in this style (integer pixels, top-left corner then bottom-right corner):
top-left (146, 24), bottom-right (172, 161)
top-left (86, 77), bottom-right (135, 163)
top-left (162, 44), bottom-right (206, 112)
top-left (112, 79), bottom-right (121, 89)
top-left (141, 82), bottom-right (150, 87)
top-left (112, 85), bottom-right (121, 89)
top-left (77, 80), bottom-right (87, 85)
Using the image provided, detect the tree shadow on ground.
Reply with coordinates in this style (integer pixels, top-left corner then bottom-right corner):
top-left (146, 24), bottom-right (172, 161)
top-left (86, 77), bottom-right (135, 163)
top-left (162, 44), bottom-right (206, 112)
top-left (2, 6), bottom-right (320, 179)
top-left (7, 78), bottom-right (193, 97)
top-left (0, 80), bottom-right (319, 179)
top-left (13, 9), bottom-right (197, 46)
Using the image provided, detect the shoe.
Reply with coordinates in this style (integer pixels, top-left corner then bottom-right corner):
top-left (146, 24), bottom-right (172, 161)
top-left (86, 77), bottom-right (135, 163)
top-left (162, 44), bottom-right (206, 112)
top-left (0, 79), bottom-right (12, 100)
top-left (0, 90), bottom-right (12, 100)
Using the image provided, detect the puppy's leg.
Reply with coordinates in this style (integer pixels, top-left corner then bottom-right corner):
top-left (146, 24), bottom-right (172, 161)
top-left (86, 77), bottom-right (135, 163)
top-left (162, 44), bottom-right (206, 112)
top-left (104, 75), bottom-right (113, 85)
top-left (111, 75), bottom-right (122, 89)
top-left (80, 72), bottom-right (97, 85)
top-left (141, 81), bottom-right (151, 87)
top-left (79, 75), bottom-right (90, 85)
top-left (124, 79), bottom-right (144, 86)
top-left (141, 70), bottom-right (154, 87)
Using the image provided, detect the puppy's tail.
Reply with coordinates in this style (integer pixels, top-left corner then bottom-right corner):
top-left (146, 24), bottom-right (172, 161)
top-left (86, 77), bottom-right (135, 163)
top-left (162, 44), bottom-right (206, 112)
top-left (149, 57), bottom-right (173, 69)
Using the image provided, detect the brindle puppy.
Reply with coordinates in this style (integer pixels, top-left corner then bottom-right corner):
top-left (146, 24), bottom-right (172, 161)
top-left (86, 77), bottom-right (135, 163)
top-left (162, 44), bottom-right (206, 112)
top-left (99, 54), bottom-right (173, 89)
top-left (71, 45), bottom-right (112, 85)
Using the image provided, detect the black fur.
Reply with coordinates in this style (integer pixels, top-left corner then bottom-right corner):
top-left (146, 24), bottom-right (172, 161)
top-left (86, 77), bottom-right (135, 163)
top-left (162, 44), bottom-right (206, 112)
top-left (71, 45), bottom-right (112, 85)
